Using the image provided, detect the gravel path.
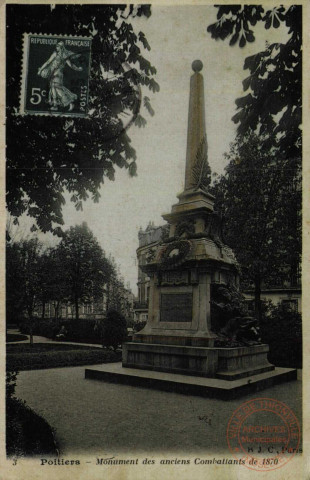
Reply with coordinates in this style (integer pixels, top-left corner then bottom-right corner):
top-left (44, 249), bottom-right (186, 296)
top-left (15, 364), bottom-right (302, 456)
top-left (7, 328), bottom-right (102, 348)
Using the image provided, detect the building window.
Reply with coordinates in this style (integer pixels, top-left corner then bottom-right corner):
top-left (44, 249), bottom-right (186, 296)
top-left (84, 304), bottom-right (93, 315)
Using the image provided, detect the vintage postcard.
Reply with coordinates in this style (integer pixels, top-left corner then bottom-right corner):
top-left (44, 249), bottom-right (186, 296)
top-left (1, 1), bottom-right (309, 480)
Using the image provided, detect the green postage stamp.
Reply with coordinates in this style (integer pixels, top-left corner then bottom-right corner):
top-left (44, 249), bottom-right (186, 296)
top-left (20, 34), bottom-right (92, 117)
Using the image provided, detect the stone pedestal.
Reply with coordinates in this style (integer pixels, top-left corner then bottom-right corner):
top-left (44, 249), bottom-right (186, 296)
top-left (123, 342), bottom-right (274, 380)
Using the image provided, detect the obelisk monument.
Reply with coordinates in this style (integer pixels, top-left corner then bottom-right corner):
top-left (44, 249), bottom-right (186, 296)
top-left (86, 61), bottom-right (296, 396)
top-left (121, 61), bottom-right (245, 375)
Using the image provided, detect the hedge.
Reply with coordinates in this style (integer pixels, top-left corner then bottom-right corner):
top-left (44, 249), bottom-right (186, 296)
top-left (19, 317), bottom-right (133, 345)
top-left (6, 369), bottom-right (58, 457)
top-left (7, 397), bottom-right (58, 456)
top-left (7, 344), bottom-right (121, 371)
top-left (20, 318), bottom-right (102, 344)
top-left (6, 333), bottom-right (28, 343)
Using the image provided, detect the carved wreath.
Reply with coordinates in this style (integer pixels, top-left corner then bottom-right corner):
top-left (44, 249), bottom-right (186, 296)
top-left (158, 240), bottom-right (192, 270)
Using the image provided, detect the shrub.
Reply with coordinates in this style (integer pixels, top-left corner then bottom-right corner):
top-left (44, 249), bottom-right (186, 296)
top-left (102, 309), bottom-right (127, 350)
top-left (260, 302), bottom-right (302, 369)
top-left (6, 370), bottom-right (19, 399)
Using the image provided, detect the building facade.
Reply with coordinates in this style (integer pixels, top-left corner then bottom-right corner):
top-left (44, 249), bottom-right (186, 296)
top-left (36, 281), bottom-right (135, 321)
top-left (134, 222), bottom-right (169, 323)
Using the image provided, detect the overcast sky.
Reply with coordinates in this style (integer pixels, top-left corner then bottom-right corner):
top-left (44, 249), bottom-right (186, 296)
top-left (14, 5), bottom-right (288, 294)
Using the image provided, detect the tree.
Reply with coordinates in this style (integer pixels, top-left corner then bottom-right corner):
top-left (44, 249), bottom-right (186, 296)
top-left (104, 255), bottom-right (124, 312)
top-left (102, 309), bottom-right (127, 351)
top-left (6, 241), bottom-right (26, 325)
top-left (57, 223), bottom-right (111, 321)
top-left (211, 133), bottom-right (301, 321)
top-left (7, 4), bottom-right (159, 234)
top-left (6, 238), bottom-right (43, 344)
top-left (37, 248), bottom-right (68, 322)
top-left (207, 6), bottom-right (301, 160)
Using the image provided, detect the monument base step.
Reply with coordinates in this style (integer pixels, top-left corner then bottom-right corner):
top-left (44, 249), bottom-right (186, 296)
top-left (85, 362), bottom-right (297, 400)
top-left (215, 364), bottom-right (274, 380)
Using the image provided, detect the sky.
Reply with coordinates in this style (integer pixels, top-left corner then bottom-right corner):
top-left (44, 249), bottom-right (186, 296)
top-left (12, 5), bottom-right (289, 295)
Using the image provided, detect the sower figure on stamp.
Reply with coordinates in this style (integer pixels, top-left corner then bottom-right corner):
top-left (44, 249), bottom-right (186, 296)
top-left (38, 41), bottom-right (83, 111)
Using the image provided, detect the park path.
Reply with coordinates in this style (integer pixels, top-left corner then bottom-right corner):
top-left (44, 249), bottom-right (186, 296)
top-left (7, 328), bottom-right (102, 348)
top-left (15, 364), bottom-right (302, 456)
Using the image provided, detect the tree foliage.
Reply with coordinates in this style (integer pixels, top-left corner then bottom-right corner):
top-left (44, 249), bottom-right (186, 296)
top-left (211, 133), bottom-right (301, 319)
top-left (37, 248), bottom-right (68, 321)
top-left (6, 238), bottom-right (43, 344)
top-left (101, 309), bottom-right (127, 350)
top-left (207, 5), bottom-right (301, 159)
top-left (6, 222), bottom-right (130, 327)
top-left (7, 4), bottom-right (159, 234)
top-left (57, 222), bottom-right (111, 321)
top-left (261, 302), bottom-right (302, 368)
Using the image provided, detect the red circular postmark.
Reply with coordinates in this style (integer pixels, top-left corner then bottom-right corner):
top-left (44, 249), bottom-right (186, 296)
top-left (227, 397), bottom-right (301, 471)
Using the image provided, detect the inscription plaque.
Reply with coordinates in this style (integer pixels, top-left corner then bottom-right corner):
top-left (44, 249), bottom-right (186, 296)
top-left (160, 293), bottom-right (192, 322)
top-left (161, 270), bottom-right (188, 285)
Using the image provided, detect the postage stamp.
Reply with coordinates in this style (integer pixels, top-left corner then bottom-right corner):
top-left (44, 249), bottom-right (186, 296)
top-left (20, 34), bottom-right (92, 117)
top-left (227, 397), bottom-right (301, 471)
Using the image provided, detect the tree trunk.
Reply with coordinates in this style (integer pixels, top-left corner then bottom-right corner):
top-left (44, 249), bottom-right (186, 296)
top-left (41, 300), bottom-right (45, 320)
top-left (27, 304), bottom-right (34, 346)
top-left (75, 296), bottom-right (79, 321)
top-left (254, 273), bottom-right (262, 323)
top-left (29, 318), bottom-right (34, 346)
top-left (55, 301), bottom-right (60, 323)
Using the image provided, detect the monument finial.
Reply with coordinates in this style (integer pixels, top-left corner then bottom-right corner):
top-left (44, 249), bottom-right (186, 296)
top-left (192, 59), bottom-right (203, 72)
top-left (184, 60), bottom-right (210, 192)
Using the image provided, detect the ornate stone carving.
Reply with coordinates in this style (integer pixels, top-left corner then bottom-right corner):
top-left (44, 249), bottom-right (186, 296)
top-left (216, 316), bottom-right (261, 347)
top-left (158, 240), bottom-right (192, 270)
top-left (145, 247), bottom-right (156, 263)
top-left (161, 270), bottom-right (189, 286)
top-left (190, 135), bottom-right (211, 191)
top-left (175, 219), bottom-right (195, 238)
top-left (210, 283), bottom-right (261, 347)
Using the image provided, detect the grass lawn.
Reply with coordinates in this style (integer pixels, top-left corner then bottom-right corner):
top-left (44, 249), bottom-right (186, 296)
top-left (7, 343), bottom-right (121, 371)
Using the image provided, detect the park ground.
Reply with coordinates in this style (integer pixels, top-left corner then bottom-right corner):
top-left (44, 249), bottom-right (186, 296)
top-left (15, 363), bottom-right (302, 456)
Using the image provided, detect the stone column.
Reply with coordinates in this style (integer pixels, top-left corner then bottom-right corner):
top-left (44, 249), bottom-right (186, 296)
top-left (197, 272), bottom-right (212, 335)
top-left (184, 60), bottom-right (206, 191)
